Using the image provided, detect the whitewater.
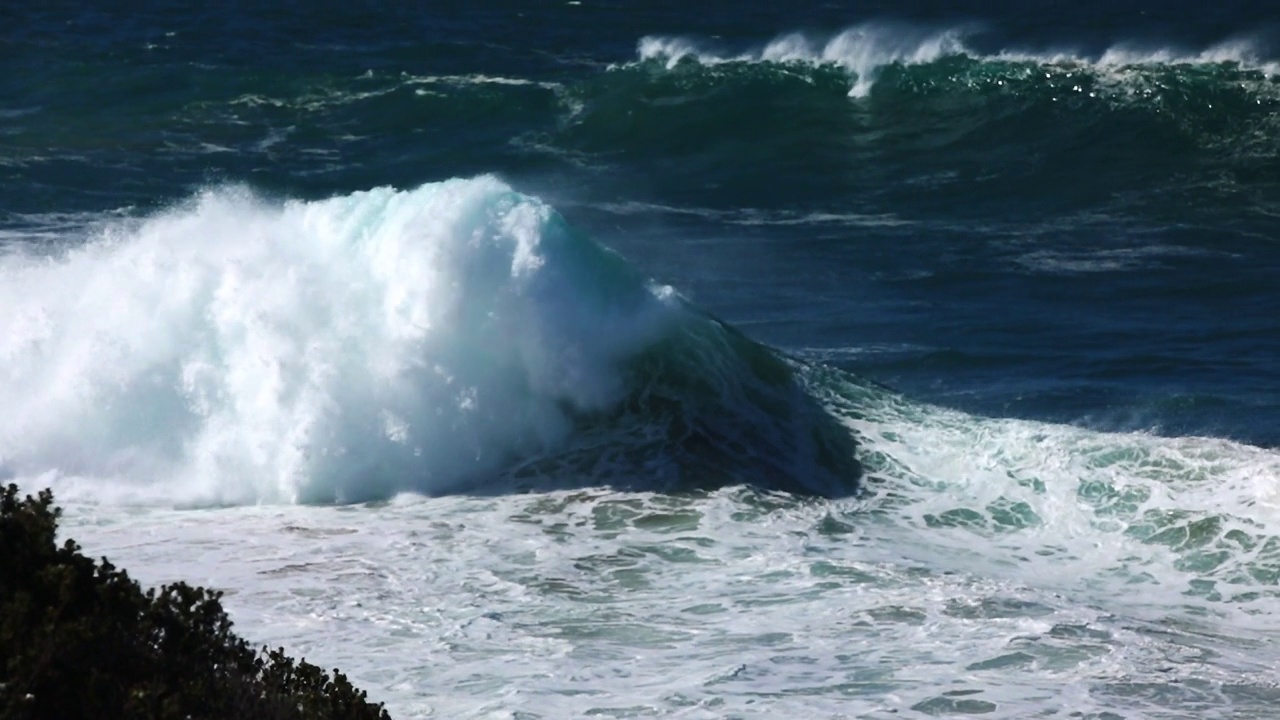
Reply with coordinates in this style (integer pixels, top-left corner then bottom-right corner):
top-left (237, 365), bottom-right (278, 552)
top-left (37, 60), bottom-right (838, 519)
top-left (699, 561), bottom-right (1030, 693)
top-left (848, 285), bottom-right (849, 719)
top-left (4, 177), bottom-right (1279, 717)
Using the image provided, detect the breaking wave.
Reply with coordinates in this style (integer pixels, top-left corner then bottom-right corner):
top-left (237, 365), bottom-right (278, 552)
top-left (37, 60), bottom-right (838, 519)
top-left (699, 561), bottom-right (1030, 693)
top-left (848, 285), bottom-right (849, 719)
top-left (0, 177), bottom-right (859, 504)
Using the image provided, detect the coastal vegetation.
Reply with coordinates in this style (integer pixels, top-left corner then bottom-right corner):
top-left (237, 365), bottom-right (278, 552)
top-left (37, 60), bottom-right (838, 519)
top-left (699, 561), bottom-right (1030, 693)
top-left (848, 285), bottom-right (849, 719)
top-left (0, 484), bottom-right (391, 720)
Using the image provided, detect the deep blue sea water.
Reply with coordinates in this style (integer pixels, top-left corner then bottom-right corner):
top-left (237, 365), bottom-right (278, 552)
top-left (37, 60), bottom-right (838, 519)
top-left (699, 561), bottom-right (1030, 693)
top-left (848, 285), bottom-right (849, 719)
top-left (4, 3), bottom-right (1280, 717)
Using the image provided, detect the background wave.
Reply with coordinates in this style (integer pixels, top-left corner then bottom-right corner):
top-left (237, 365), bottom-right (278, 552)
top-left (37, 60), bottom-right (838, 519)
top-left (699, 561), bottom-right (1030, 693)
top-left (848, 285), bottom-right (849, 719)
top-left (552, 26), bottom-right (1280, 215)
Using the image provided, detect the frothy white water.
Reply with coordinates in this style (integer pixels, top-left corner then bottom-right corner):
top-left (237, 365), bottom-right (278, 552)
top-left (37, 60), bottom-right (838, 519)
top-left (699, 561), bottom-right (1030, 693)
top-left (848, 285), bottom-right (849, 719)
top-left (62, 384), bottom-right (1280, 718)
top-left (0, 177), bottom-right (680, 505)
top-left (817, 370), bottom-right (1280, 616)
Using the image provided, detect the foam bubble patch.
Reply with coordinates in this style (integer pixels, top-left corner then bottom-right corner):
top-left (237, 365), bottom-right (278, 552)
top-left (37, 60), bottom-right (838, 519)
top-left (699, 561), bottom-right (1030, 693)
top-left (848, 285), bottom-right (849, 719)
top-left (816, 371), bottom-right (1280, 611)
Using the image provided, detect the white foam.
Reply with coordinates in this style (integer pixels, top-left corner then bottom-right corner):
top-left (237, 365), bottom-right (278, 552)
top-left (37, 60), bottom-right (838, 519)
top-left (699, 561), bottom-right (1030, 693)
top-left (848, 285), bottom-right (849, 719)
top-left (0, 177), bottom-right (680, 505)
top-left (821, 373), bottom-right (1280, 615)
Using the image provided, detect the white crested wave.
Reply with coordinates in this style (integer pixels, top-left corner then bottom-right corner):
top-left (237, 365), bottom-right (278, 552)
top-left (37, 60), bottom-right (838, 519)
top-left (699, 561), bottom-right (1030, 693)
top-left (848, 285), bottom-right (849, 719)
top-left (638, 24), bottom-right (970, 97)
top-left (0, 177), bottom-right (681, 505)
top-left (636, 24), bottom-right (1280, 97)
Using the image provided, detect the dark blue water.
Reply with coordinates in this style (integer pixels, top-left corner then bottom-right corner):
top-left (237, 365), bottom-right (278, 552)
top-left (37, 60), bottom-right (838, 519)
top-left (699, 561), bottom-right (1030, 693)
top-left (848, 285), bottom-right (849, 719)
top-left (3, 1), bottom-right (1278, 444)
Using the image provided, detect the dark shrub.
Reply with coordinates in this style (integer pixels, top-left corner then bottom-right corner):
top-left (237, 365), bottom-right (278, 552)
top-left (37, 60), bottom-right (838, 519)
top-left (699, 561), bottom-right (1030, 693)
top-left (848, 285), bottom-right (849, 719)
top-left (0, 484), bottom-right (391, 720)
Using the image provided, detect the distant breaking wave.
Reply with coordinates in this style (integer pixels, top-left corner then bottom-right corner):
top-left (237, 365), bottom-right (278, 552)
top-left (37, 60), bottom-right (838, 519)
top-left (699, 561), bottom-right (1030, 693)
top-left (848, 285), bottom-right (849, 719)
top-left (634, 23), bottom-right (1280, 97)
top-left (638, 24), bottom-right (973, 96)
top-left (558, 24), bottom-right (1280, 184)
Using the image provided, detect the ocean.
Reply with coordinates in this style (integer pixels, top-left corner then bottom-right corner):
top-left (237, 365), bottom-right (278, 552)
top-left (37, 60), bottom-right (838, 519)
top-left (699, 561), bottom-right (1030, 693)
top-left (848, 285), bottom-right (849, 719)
top-left (3, 2), bottom-right (1280, 717)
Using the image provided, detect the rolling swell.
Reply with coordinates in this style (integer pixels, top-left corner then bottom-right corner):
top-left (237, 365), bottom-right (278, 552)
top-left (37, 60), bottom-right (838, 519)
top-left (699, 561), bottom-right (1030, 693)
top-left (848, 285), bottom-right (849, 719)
top-left (550, 28), bottom-right (1280, 214)
top-left (0, 177), bottom-right (861, 505)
